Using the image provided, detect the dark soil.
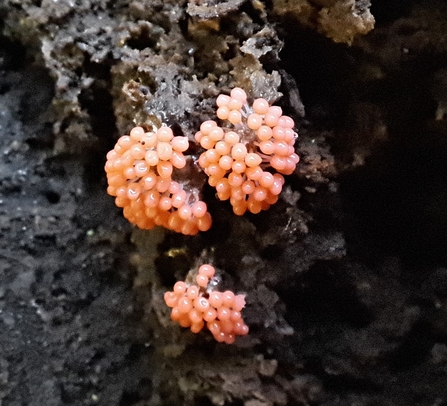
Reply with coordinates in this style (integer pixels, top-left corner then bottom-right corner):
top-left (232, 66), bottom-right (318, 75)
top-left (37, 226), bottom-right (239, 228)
top-left (1, 0), bottom-right (447, 405)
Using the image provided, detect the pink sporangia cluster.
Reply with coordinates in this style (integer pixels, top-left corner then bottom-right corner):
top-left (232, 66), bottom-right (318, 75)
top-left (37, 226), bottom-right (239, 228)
top-left (105, 126), bottom-right (212, 235)
top-left (195, 87), bottom-right (299, 215)
top-left (164, 264), bottom-right (249, 344)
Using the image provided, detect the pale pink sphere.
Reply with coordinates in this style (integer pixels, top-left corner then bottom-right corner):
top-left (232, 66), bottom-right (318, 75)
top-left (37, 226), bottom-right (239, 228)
top-left (253, 98), bottom-right (270, 115)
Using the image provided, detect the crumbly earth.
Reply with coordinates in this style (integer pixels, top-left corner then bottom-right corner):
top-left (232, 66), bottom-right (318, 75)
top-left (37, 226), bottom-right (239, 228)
top-left (0, 0), bottom-right (447, 405)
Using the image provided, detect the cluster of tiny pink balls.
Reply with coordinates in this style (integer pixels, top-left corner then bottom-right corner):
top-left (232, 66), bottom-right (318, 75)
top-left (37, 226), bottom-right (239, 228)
top-left (164, 264), bottom-right (249, 344)
top-left (105, 126), bottom-right (212, 235)
top-left (195, 87), bottom-right (299, 215)
top-left (105, 88), bottom-right (301, 343)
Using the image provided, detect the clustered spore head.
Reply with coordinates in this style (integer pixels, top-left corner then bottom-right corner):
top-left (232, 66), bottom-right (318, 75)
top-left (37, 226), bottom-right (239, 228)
top-left (105, 126), bottom-right (212, 235)
top-left (195, 87), bottom-right (299, 215)
top-left (164, 264), bottom-right (249, 344)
